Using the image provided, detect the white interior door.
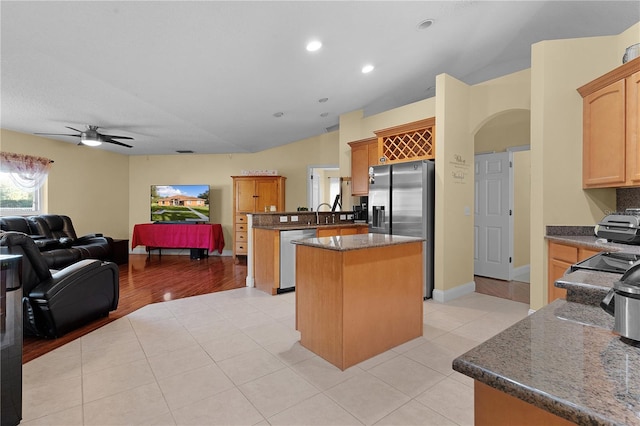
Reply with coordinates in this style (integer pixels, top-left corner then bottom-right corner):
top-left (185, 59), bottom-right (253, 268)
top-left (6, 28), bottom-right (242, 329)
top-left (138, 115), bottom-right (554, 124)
top-left (474, 152), bottom-right (513, 280)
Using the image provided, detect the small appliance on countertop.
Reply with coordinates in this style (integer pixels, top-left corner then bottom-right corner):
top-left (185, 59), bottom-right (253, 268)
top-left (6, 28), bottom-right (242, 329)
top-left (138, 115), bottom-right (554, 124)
top-left (595, 208), bottom-right (640, 244)
top-left (601, 262), bottom-right (640, 343)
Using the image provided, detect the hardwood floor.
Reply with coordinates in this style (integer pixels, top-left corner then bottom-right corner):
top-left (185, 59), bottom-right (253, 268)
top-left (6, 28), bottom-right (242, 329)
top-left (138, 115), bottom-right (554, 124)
top-left (22, 254), bottom-right (247, 364)
top-left (22, 255), bottom-right (530, 364)
top-left (474, 275), bottom-right (530, 304)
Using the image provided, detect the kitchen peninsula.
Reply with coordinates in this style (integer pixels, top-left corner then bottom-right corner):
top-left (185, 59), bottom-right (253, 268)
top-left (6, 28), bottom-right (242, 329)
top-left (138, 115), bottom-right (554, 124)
top-left (453, 250), bottom-right (640, 425)
top-left (293, 233), bottom-right (424, 370)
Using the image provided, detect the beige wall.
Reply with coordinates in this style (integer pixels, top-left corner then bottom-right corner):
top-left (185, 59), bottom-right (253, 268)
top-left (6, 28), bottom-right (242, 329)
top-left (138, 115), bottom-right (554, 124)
top-left (1, 129), bottom-right (130, 239)
top-left (530, 22), bottom-right (639, 309)
top-left (475, 109), bottom-right (530, 153)
top-left (513, 150), bottom-right (531, 268)
top-left (128, 131), bottom-right (339, 249)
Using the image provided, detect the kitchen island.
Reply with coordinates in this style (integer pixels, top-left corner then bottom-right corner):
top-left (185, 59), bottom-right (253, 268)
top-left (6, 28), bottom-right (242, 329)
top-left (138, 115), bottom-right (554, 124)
top-left (293, 233), bottom-right (424, 370)
top-left (453, 264), bottom-right (640, 425)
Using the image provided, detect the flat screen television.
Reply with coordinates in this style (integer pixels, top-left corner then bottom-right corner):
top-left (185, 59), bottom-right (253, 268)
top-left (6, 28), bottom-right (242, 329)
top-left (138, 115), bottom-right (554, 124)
top-left (150, 185), bottom-right (210, 223)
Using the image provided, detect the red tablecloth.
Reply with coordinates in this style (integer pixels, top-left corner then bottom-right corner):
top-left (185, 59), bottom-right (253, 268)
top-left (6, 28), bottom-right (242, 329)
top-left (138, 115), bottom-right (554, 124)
top-left (131, 223), bottom-right (224, 254)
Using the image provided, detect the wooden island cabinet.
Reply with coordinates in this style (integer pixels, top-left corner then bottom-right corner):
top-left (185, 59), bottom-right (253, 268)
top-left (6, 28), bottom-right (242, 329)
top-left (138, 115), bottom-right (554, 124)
top-left (294, 234), bottom-right (424, 370)
top-left (231, 176), bottom-right (285, 263)
top-left (578, 57), bottom-right (640, 188)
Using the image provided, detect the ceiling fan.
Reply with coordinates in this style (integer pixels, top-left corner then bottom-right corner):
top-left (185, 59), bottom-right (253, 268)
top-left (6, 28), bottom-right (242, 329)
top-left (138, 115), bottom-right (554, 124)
top-left (34, 125), bottom-right (134, 148)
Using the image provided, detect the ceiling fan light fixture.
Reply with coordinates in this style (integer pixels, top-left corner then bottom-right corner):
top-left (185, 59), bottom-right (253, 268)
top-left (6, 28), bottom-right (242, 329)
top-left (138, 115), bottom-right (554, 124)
top-left (81, 134), bottom-right (102, 146)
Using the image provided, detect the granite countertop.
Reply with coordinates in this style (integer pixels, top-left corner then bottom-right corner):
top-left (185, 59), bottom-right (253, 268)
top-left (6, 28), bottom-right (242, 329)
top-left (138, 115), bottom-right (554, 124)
top-left (291, 233), bottom-right (424, 251)
top-left (453, 299), bottom-right (640, 426)
top-left (253, 223), bottom-right (368, 231)
top-left (556, 270), bottom-right (623, 306)
top-left (545, 234), bottom-right (640, 254)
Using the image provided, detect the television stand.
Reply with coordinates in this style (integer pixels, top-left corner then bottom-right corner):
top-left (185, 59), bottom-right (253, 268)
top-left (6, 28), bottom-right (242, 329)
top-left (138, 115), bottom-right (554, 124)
top-left (131, 223), bottom-right (225, 257)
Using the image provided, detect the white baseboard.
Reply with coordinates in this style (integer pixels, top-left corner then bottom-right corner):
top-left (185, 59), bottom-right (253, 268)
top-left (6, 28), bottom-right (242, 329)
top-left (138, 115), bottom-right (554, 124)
top-left (512, 264), bottom-right (530, 278)
top-left (432, 281), bottom-right (476, 303)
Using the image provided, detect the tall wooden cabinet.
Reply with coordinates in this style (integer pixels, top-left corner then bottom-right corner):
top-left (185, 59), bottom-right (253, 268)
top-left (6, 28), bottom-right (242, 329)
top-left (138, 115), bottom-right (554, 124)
top-left (348, 137), bottom-right (378, 196)
top-left (578, 57), bottom-right (640, 188)
top-left (231, 176), bottom-right (286, 263)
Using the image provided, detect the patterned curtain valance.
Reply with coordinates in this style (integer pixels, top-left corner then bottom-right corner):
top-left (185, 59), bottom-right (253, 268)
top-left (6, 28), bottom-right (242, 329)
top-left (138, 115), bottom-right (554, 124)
top-left (0, 152), bottom-right (54, 191)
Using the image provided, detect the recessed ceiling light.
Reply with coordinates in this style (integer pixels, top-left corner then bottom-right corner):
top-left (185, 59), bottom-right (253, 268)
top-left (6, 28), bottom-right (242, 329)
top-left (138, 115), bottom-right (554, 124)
top-left (306, 40), bottom-right (322, 52)
top-left (362, 64), bottom-right (375, 74)
top-left (273, 112), bottom-right (284, 118)
top-left (417, 19), bottom-right (434, 31)
top-left (320, 112), bottom-right (329, 118)
top-left (318, 97), bottom-right (329, 103)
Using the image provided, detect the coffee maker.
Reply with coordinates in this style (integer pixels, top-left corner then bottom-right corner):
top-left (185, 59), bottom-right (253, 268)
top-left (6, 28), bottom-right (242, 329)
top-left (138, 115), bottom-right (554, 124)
top-left (353, 197), bottom-right (368, 222)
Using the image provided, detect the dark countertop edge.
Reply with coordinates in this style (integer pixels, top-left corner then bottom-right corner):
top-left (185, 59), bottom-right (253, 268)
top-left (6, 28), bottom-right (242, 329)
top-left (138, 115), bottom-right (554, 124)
top-left (291, 234), bottom-right (424, 251)
top-left (452, 357), bottom-right (614, 426)
top-left (452, 300), bottom-right (625, 426)
top-left (545, 235), bottom-right (625, 253)
top-left (546, 234), bottom-right (640, 255)
top-left (253, 223), bottom-right (368, 231)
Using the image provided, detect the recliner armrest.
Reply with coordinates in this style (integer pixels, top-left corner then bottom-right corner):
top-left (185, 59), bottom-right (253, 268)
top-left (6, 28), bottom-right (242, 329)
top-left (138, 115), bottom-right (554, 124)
top-left (29, 259), bottom-right (102, 300)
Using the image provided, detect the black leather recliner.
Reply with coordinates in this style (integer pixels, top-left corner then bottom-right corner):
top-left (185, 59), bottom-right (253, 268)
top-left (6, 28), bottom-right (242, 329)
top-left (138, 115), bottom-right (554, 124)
top-left (28, 215), bottom-right (112, 260)
top-left (0, 231), bottom-right (119, 338)
top-left (0, 216), bottom-right (81, 268)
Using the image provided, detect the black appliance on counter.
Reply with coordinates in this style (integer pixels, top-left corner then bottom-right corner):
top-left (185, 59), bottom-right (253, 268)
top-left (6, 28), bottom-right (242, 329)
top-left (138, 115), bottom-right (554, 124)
top-left (352, 196), bottom-right (368, 222)
top-left (571, 252), bottom-right (640, 274)
top-left (596, 209), bottom-right (640, 244)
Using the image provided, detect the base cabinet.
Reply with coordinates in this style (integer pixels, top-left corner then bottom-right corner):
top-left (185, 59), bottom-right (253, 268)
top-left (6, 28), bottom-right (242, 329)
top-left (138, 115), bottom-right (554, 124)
top-left (474, 381), bottom-right (574, 426)
top-left (547, 241), bottom-right (600, 303)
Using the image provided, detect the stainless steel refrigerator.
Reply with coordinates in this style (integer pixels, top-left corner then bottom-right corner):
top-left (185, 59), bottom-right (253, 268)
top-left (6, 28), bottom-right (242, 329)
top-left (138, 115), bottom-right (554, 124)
top-left (368, 160), bottom-right (435, 299)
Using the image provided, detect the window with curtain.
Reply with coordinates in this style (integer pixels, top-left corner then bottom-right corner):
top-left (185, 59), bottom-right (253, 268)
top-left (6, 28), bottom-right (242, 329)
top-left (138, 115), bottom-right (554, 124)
top-left (0, 152), bottom-right (53, 215)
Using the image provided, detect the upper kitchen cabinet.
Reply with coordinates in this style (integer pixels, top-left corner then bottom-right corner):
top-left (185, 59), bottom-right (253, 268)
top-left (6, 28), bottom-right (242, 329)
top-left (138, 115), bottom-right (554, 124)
top-left (375, 117), bottom-right (435, 165)
top-left (231, 175), bottom-right (286, 263)
top-left (348, 137), bottom-right (378, 196)
top-left (578, 57), bottom-right (640, 188)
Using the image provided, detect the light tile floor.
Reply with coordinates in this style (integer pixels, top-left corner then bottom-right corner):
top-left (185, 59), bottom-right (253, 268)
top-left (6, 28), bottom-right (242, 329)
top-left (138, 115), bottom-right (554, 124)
top-left (21, 288), bottom-right (529, 426)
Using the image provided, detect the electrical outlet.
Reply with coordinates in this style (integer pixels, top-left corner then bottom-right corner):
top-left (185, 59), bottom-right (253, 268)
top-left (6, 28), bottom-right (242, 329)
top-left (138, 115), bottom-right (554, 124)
top-left (340, 214), bottom-right (346, 220)
top-left (347, 214), bottom-right (354, 220)
top-left (291, 215), bottom-right (299, 222)
top-left (280, 216), bottom-right (288, 222)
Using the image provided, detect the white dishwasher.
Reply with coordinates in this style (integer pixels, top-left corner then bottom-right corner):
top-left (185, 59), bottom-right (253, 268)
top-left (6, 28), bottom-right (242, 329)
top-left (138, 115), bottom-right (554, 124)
top-left (279, 229), bottom-right (316, 292)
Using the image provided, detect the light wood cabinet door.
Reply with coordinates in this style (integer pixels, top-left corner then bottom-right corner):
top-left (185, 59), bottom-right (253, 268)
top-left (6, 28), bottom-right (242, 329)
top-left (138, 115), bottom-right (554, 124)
top-left (231, 176), bottom-right (286, 263)
top-left (349, 138), bottom-right (376, 196)
top-left (627, 70), bottom-right (640, 185)
top-left (547, 242), bottom-right (602, 303)
top-left (582, 79), bottom-right (626, 188)
top-left (579, 57), bottom-right (640, 188)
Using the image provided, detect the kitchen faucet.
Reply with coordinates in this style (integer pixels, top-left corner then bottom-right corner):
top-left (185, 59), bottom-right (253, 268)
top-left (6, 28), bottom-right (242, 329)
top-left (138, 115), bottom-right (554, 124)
top-left (316, 202), bottom-right (332, 224)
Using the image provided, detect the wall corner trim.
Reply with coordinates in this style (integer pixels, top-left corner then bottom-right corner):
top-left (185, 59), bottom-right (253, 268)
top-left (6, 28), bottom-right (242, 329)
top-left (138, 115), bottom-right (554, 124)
top-left (432, 281), bottom-right (476, 303)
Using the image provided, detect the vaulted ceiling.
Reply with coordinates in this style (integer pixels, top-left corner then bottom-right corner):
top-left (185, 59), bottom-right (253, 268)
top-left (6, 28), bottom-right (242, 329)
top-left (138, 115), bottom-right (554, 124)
top-left (2, 1), bottom-right (638, 155)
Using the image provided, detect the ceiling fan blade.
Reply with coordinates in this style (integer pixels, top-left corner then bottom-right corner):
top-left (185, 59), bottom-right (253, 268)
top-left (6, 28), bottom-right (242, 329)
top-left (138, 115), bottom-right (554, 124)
top-left (65, 126), bottom-right (84, 133)
top-left (34, 132), bottom-right (80, 137)
top-left (102, 134), bottom-right (134, 140)
top-left (104, 137), bottom-right (133, 148)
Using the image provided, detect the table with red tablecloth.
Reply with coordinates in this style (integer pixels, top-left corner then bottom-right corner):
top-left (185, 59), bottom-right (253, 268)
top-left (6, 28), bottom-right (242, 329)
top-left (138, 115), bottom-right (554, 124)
top-left (131, 223), bottom-right (225, 254)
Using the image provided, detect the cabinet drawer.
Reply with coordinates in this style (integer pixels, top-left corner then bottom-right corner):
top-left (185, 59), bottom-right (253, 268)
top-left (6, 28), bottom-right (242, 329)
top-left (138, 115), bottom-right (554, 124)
top-left (235, 214), bottom-right (247, 224)
top-left (235, 231), bottom-right (248, 243)
top-left (236, 223), bottom-right (248, 232)
top-left (236, 243), bottom-right (247, 254)
top-left (549, 243), bottom-right (578, 264)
